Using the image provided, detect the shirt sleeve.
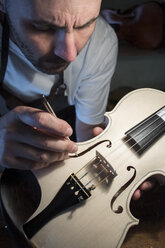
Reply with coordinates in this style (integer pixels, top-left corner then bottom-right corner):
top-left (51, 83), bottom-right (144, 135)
top-left (75, 22), bottom-right (118, 125)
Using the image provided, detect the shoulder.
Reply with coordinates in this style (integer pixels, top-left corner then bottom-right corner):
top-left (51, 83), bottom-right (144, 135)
top-left (86, 16), bottom-right (118, 60)
top-left (96, 16), bottom-right (117, 40)
top-left (79, 16), bottom-right (118, 74)
top-left (91, 16), bottom-right (118, 52)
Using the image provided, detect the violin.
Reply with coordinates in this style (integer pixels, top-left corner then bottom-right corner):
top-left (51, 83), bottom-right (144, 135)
top-left (101, 2), bottom-right (164, 49)
top-left (0, 88), bottom-right (165, 248)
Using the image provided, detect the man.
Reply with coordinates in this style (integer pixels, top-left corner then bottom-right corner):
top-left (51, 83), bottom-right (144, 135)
top-left (0, 0), bottom-right (153, 200)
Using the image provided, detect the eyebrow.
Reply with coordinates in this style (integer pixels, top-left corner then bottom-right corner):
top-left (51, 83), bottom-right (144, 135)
top-left (75, 16), bottom-right (98, 29)
top-left (32, 16), bottom-right (98, 30)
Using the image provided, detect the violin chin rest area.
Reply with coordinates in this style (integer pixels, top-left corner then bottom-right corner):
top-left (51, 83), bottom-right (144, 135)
top-left (0, 169), bottom-right (41, 248)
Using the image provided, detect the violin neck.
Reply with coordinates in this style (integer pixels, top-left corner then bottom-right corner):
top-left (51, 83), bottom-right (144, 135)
top-left (125, 106), bottom-right (165, 155)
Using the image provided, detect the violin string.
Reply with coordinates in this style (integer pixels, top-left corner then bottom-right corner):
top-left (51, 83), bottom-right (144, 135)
top-left (111, 106), bottom-right (165, 149)
top-left (136, 121), bottom-right (165, 154)
top-left (101, 112), bottom-right (163, 164)
top-left (75, 110), bottom-right (165, 191)
top-left (76, 107), bottom-right (164, 173)
top-left (80, 113), bottom-right (165, 189)
top-left (97, 111), bottom-right (164, 172)
top-left (104, 113), bottom-right (165, 168)
top-left (75, 157), bottom-right (100, 177)
top-left (101, 116), bottom-right (165, 184)
top-left (79, 172), bottom-right (88, 181)
top-left (77, 166), bottom-right (107, 193)
top-left (98, 120), bottom-right (165, 192)
top-left (103, 115), bottom-right (165, 175)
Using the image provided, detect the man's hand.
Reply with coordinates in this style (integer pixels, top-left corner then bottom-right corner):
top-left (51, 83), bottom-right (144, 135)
top-left (92, 127), bottom-right (154, 200)
top-left (0, 106), bottom-right (78, 170)
top-left (131, 180), bottom-right (155, 200)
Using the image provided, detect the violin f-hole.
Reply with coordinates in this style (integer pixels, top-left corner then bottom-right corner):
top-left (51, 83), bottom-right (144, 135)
top-left (111, 166), bottom-right (136, 214)
top-left (69, 140), bottom-right (111, 158)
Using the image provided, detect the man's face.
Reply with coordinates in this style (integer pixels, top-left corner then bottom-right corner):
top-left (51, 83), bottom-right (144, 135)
top-left (5, 0), bottom-right (101, 74)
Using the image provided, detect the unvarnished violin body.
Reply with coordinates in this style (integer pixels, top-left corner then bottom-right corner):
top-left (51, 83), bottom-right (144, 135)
top-left (0, 88), bottom-right (165, 248)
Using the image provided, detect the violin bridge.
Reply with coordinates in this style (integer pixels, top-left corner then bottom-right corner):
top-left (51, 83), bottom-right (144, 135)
top-left (96, 151), bottom-right (116, 175)
top-left (94, 151), bottom-right (117, 183)
top-left (76, 151), bottom-right (117, 192)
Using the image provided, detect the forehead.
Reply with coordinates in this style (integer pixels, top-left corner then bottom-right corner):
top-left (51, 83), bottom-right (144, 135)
top-left (8, 0), bottom-right (101, 26)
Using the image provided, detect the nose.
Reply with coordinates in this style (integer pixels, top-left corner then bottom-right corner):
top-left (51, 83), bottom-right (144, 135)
top-left (54, 29), bottom-right (77, 62)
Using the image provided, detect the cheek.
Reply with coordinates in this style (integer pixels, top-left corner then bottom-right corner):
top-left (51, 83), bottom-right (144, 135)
top-left (23, 27), bottom-right (54, 56)
top-left (32, 35), bottom-right (54, 54)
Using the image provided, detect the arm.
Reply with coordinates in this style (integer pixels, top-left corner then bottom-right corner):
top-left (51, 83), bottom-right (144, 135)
top-left (75, 19), bottom-right (118, 131)
top-left (76, 116), bottom-right (103, 142)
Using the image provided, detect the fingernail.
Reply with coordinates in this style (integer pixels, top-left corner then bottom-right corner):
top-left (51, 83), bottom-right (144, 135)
top-left (72, 144), bottom-right (78, 153)
top-left (65, 128), bottom-right (73, 137)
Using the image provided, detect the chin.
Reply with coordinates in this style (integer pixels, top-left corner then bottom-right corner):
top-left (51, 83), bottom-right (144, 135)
top-left (38, 67), bottom-right (65, 75)
top-left (35, 63), bottom-right (70, 75)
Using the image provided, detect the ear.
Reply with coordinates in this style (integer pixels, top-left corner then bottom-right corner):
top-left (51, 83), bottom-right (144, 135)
top-left (0, 0), bottom-right (6, 13)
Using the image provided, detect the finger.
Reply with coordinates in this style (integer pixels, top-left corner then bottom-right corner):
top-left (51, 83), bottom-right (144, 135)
top-left (92, 127), bottom-right (103, 137)
top-left (13, 106), bottom-right (73, 137)
top-left (139, 180), bottom-right (154, 192)
top-left (8, 122), bottom-right (78, 153)
top-left (24, 133), bottom-right (77, 153)
top-left (7, 141), bottom-right (69, 163)
top-left (2, 155), bottom-right (49, 170)
top-left (2, 150), bottom-right (69, 170)
top-left (132, 180), bottom-right (155, 201)
top-left (132, 189), bottom-right (141, 201)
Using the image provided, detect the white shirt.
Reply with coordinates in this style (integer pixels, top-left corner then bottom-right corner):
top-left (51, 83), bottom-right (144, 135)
top-left (2, 16), bottom-right (118, 125)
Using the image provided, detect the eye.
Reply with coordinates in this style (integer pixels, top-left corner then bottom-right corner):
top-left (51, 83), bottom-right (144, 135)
top-left (76, 23), bottom-right (92, 30)
top-left (34, 24), bottom-right (51, 31)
